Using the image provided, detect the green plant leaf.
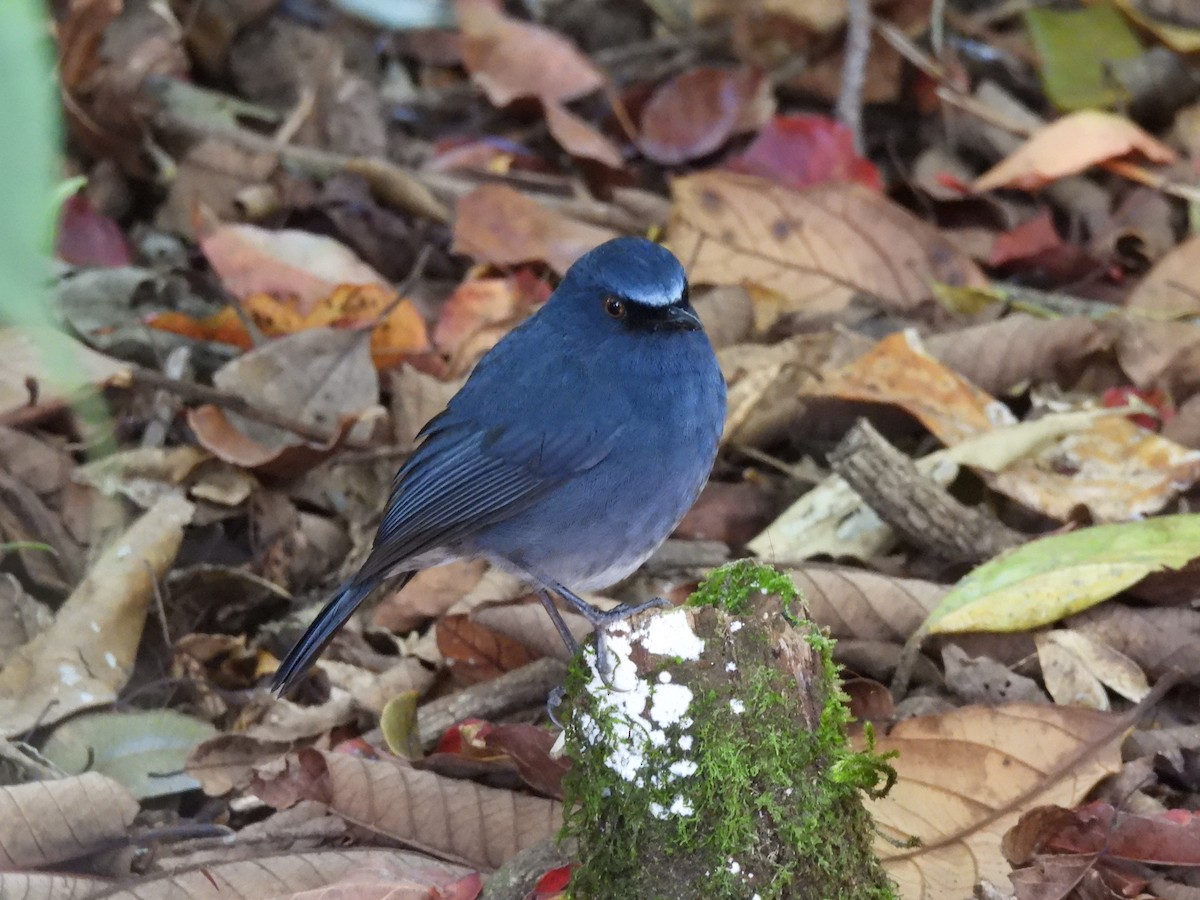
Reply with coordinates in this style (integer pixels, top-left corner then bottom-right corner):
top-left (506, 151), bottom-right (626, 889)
top-left (41, 709), bottom-right (217, 800)
top-left (1025, 2), bottom-right (1142, 111)
top-left (927, 514), bottom-right (1200, 633)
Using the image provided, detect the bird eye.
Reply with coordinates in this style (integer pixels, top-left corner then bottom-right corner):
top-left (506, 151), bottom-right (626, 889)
top-left (604, 296), bottom-right (627, 320)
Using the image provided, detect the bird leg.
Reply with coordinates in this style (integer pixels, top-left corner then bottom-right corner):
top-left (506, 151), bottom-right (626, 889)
top-left (549, 583), bottom-right (671, 687)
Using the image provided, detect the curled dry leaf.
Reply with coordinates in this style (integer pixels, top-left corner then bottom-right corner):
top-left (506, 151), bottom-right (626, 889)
top-left (456, 0), bottom-right (603, 107)
top-left (252, 747), bottom-right (562, 870)
top-left (637, 66), bottom-right (774, 165)
top-left (0, 494), bottom-right (194, 737)
top-left (870, 704), bottom-right (1124, 897)
top-left (0, 771), bottom-right (138, 868)
top-left (973, 111), bottom-right (1176, 193)
top-left (452, 184), bottom-right (617, 275)
top-left (1069, 604), bottom-right (1200, 680)
top-left (187, 327), bottom-right (381, 476)
top-left (670, 172), bottom-right (986, 327)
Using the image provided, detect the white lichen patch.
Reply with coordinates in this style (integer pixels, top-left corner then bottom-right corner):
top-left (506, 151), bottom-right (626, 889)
top-left (59, 664), bottom-right (81, 686)
top-left (725, 661), bottom-right (737, 672)
top-left (729, 699), bottom-right (746, 715)
top-left (577, 613), bottom-right (709, 820)
top-left (639, 608), bottom-right (705, 660)
top-left (105, 652), bottom-right (118, 669)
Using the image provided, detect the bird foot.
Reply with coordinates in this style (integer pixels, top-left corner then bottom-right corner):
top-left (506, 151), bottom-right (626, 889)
top-left (581, 596), bottom-right (672, 689)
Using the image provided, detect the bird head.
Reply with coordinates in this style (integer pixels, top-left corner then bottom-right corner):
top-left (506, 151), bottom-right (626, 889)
top-left (554, 237), bottom-right (702, 337)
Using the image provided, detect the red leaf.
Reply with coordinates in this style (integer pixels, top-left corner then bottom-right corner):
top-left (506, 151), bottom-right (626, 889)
top-left (529, 864), bottom-right (573, 898)
top-left (55, 192), bottom-right (132, 267)
top-left (988, 210), bottom-right (1063, 268)
top-left (724, 114), bottom-right (882, 190)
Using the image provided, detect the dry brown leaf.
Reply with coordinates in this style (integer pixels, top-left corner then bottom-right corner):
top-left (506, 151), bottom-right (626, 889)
top-left (452, 184), bottom-right (617, 275)
top-left (198, 221), bottom-right (391, 314)
top-left (0, 495), bottom-right (194, 737)
top-left (1112, 319), bottom-right (1200, 396)
top-left (0, 873), bottom-right (98, 900)
top-left (437, 614), bottom-right (540, 684)
top-left (543, 102), bottom-right (624, 168)
top-left (1069, 604), bottom-right (1200, 680)
top-left (791, 565), bottom-right (947, 643)
top-left (186, 733), bottom-right (299, 797)
top-left (457, 0), bottom-right (603, 107)
top-left (472, 600), bottom-right (589, 661)
top-left (925, 314), bottom-right (1111, 397)
top-left (870, 704), bottom-right (1124, 897)
top-left (0, 771), bottom-right (138, 868)
top-left (637, 66), bottom-right (774, 165)
top-left (805, 331), bottom-right (1200, 521)
top-left (1126, 234), bottom-right (1200, 315)
top-left (0, 327), bottom-right (128, 417)
top-left (252, 748), bottom-right (561, 870)
top-left (96, 848), bottom-right (471, 900)
top-left (0, 575), bottom-right (52, 669)
top-left (973, 111), bottom-right (1177, 193)
top-left (374, 560), bottom-right (488, 634)
top-left (669, 172), bottom-right (986, 327)
top-left (187, 328), bottom-right (381, 476)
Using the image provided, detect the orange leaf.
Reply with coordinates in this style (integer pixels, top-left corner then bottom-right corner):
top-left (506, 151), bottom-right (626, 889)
top-left (974, 111), bottom-right (1176, 193)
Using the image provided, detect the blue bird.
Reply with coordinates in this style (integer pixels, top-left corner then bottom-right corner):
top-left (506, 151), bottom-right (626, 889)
top-left (271, 236), bottom-right (726, 694)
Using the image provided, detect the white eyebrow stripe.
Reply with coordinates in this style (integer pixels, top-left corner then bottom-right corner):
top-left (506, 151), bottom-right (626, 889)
top-left (624, 277), bottom-right (686, 307)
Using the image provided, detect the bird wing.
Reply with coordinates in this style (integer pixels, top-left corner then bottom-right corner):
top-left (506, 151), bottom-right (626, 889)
top-left (353, 406), bottom-right (624, 585)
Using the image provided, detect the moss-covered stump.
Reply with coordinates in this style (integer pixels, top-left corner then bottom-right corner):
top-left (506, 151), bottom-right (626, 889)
top-left (560, 562), bottom-right (896, 899)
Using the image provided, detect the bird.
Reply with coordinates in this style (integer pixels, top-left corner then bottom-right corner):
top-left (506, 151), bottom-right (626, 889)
top-left (271, 236), bottom-right (726, 695)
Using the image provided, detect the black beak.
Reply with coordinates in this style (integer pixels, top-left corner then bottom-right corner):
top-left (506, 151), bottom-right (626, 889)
top-left (658, 304), bottom-right (702, 333)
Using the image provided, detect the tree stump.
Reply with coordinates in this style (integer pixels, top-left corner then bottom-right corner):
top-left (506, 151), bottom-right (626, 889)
top-left (559, 561), bottom-right (897, 899)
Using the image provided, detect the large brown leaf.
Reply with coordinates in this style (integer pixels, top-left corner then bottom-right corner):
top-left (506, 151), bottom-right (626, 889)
top-left (870, 704), bottom-right (1124, 897)
top-left (669, 172), bottom-right (986, 327)
top-left (0, 772), bottom-right (138, 868)
top-left (252, 748), bottom-right (561, 870)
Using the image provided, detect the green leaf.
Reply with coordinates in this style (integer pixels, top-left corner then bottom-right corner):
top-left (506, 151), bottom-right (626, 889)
top-left (379, 690), bottom-right (422, 760)
top-left (40, 709), bottom-right (217, 800)
top-left (1025, 2), bottom-right (1142, 111)
top-left (0, 1), bottom-right (59, 329)
top-left (927, 514), bottom-right (1200, 633)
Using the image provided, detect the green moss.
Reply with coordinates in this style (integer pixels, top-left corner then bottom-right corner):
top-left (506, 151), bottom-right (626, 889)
top-left (561, 563), bottom-right (898, 899)
top-left (689, 559), bottom-right (799, 616)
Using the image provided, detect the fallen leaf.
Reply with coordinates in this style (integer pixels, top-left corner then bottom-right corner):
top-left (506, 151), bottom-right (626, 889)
top-left (1126, 234), bottom-right (1200, 315)
top-left (1112, 0), bottom-right (1200, 53)
top-left (871, 704), bottom-right (1124, 897)
top-left (187, 327), bottom-right (381, 475)
top-left (452, 184), bottom-right (617, 275)
top-left (724, 113), bottom-right (882, 190)
top-left (41, 708), bottom-right (217, 800)
top-left (0, 326), bottom-right (128, 417)
top-left (927, 516), bottom-right (1200, 634)
top-left (0, 772), bottom-right (138, 868)
top-left (252, 747), bottom-right (561, 869)
top-left (198, 221), bottom-right (391, 314)
top-left (1025, 3), bottom-right (1142, 111)
top-left (456, 0), bottom-right (603, 107)
top-left (670, 172), bottom-right (986, 326)
top-left (0, 495), bottom-right (194, 737)
top-left (437, 613), bottom-right (539, 684)
top-left (637, 66), bottom-right (774, 165)
top-left (1036, 629), bottom-right (1149, 710)
top-left (973, 111), bottom-right (1176, 193)
top-left (54, 191), bottom-right (132, 267)
top-left (543, 102), bottom-right (624, 168)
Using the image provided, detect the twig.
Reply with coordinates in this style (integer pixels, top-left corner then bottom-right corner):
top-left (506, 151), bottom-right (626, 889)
top-left (836, 0), bottom-right (873, 155)
top-left (118, 366), bottom-right (373, 450)
top-left (828, 419), bottom-right (1024, 565)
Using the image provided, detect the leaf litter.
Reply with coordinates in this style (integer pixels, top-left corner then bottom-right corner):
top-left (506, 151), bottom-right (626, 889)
top-left (8, 1), bottom-right (1200, 897)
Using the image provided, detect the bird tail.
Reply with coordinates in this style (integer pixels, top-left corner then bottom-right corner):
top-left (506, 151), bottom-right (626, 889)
top-left (270, 573), bottom-right (412, 695)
